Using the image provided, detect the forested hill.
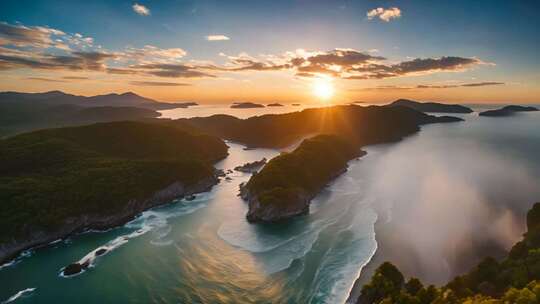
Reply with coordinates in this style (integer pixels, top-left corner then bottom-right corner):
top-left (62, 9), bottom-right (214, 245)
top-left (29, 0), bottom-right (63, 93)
top-left (0, 121), bottom-right (228, 264)
top-left (358, 202), bottom-right (540, 304)
top-left (175, 105), bottom-right (462, 149)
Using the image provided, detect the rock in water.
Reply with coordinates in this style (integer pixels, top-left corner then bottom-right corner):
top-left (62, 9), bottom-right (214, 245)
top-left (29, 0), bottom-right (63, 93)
top-left (63, 260), bottom-right (89, 276)
top-left (234, 158), bottom-right (267, 173)
top-left (95, 248), bottom-right (107, 256)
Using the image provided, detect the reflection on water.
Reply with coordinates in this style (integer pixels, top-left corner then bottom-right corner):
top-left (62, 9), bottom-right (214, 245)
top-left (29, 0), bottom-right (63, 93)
top-left (1, 109), bottom-right (539, 304)
top-left (159, 103), bottom-right (322, 119)
top-left (0, 142), bottom-right (378, 304)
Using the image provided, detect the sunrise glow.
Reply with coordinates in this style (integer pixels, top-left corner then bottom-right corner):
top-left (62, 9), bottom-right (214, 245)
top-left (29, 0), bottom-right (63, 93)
top-left (312, 78), bottom-right (335, 101)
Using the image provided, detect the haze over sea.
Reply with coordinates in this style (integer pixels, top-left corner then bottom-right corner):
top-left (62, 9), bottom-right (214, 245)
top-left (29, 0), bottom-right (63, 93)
top-left (1, 105), bottom-right (539, 304)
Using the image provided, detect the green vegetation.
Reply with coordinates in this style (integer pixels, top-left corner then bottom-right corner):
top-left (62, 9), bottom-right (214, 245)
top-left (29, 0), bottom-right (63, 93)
top-left (243, 134), bottom-right (360, 211)
top-left (179, 105), bottom-right (463, 149)
top-left (358, 202), bottom-right (540, 304)
top-left (0, 121), bottom-right (228, 245)
top-left (245, 134), bottom-right (360, 205)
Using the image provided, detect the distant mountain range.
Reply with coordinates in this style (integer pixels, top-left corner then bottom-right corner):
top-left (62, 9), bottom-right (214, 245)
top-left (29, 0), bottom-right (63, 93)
top-left (0, 91), bottom-right (194, 110)
top-left (0, 91), bottom-right (196, 137)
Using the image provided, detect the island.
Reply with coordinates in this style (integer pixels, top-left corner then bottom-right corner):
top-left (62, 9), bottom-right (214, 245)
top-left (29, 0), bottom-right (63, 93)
top-left (0, 121), bottom-right (228, 265)
top-left (357, 202), bottom-right (540, 304)
top-left (292, 103), bottom-right (301, 106)
top-left (479, 105), bottom-right (539, 117)
top-left (240, 135), bottom-right (363, 222)
top-left (390, 99), bottom-right (473, 113)
top-left (176, 104), bottom-right (463, 149)
top-left (174, 102), bottom-right (199, 108)
top-left (267, 103), bottom-right (284, 107)
top-left (230, 102), bottom-right (265, 108)
top-left (234, 158), bottom-right (267, 173)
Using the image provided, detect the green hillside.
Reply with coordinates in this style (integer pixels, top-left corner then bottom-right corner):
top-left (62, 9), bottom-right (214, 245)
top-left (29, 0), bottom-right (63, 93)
top-left (0, 121), bottom-right (228, 246)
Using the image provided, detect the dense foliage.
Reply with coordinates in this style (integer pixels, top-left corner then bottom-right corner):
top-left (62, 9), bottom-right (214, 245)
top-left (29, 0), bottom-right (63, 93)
top-left (244, 134), bottom-right (361, 206)
top-left (178, 105), bottom-right (462, 149)
top-left (0, 121), bottom-right (228, 244)
top-left (358, 202), bottom-right (540, 304)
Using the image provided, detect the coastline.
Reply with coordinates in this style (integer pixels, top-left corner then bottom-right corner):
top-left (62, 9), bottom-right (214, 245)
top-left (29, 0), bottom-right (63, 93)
top-left (346, 203), bottom-right (511, 304)
top-left (0, 175), bottom-right (220, 266)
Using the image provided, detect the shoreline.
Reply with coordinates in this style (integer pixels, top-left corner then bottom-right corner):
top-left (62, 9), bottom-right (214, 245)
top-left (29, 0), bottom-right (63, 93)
top-left (0, 175), bottom-right (220, 266)
top-left (345, 204), bottom-right (512, 304)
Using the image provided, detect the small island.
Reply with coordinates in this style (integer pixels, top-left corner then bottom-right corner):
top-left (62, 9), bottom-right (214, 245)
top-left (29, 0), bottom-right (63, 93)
top-left (292, 103), bottom-right (301, 106)
top-left (175, 102), bottom-right (199, 108)
top-left (234, 158), bottom-right (267, 173)
top-left (230, 102), bottom-right (265, 109)
top-left (390, 99), bottom-right (473, 113)
top-left (240, 135), bottom-right (364, 222)
top-left (267, 103), bottom-right (284, 107)
top-left (0, 121), bottom-right (228, 264)
top-left (479, 105), bottom-right (539, 117)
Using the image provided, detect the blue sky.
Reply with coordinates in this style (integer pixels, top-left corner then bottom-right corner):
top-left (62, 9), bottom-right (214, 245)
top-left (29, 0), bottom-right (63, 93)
top-left (0, 0), bottom-right (538, 103)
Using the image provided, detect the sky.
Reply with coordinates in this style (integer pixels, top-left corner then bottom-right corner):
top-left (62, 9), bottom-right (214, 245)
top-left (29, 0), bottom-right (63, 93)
top-left (0, 0), bottom-right (539, 104)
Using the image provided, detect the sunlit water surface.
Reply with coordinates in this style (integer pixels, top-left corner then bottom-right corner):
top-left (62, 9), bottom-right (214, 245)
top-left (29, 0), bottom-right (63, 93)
top-left (1, 105), bottom-right (539, 303)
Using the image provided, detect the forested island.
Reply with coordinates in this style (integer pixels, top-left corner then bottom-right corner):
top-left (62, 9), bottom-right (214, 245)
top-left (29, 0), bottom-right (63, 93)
top-left (357, 202), bottom-right (540, 304)
top-left (241, 135), bottom-right (363, 222)
top-left (479, 105), bottom-right (539, 117)
top-left (390, 99), bottom-right (474, 114)
top-left (0, 121), bottom-right (228, 264)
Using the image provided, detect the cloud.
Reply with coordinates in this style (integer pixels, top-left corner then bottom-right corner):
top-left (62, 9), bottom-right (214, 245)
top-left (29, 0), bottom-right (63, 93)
top-left (0, 51), bottom-right (117, 71)
top-left (121, 45), bottom-right (187, 63)
top-left (359, 82), bottom-right (505, 91)
top-left (26, 77), bottom-right (67, 82)
top-left (0, 22), bottom-right (492, 82)
top-left (130, 63), bottom-right (215, 78)
top-left (129, 81), bottom-right (191, 86)
top-left (218, 49), bottom-right (486, 80)
top-left (132, 3), bottom-right (150, 16)
top-left (367, 7), bottom-right (402, 22)
top-left (0, 22), bottom-right (64, 48)
top-left (206, 35), bottom-right (230, 41)
top-left (460, 81), bottom-right (505, 87)
top-left (62, 76), bottom-right (89, 80)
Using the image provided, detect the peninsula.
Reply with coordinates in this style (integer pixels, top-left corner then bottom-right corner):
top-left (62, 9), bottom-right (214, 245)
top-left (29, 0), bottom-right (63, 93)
top-left (0, 121), bottom-right (228, 264)
top-left (241, 135), bottom-right (363, 222)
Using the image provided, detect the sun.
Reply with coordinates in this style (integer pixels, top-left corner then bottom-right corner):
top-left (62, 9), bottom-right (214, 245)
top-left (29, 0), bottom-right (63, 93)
top-left (312, 78), bottom-right (335, 100)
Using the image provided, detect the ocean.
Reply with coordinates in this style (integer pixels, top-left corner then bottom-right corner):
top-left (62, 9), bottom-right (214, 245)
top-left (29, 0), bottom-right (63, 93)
top-left (1, 104), bottom-right (539, 303)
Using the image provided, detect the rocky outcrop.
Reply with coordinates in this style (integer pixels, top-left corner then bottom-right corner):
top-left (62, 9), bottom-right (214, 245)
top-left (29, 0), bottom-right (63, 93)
top-left (0, 175), bottom-right (218, 265)
top-left (241, 186), bottom-right (311, 222)
top-left (234, 158), bottom-right (267, 173)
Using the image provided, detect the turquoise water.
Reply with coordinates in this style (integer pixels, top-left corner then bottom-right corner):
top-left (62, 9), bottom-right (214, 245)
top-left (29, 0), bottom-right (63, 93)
top-left (1, 109), bottom-right (539, 303)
